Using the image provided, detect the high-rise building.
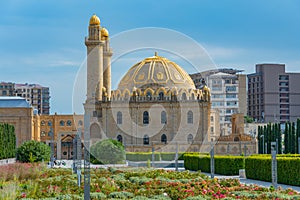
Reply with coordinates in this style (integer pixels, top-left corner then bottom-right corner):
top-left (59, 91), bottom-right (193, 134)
top-left (15, 83), bottom-right (50, 115)
top-left (190, 69), bottom-right (247, 136)
top-left (247, 64), bottom-right (300, 124)
top-left (0, 82), bottom-right (15, 96)
top-left (0, 82), bottom-right (50, 114)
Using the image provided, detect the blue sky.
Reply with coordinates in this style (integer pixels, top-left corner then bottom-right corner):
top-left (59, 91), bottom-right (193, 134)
top-left (1, 0), bottom-right (300, 114)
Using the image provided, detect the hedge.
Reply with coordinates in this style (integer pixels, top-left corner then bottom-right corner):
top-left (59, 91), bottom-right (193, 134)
top-left (126, 152), bottom-right (160, 161)
top-left (0, 123), bottom-right (16, 159)
top-left (184, 154), bottom-right (245, 175)
top-left (245, 156), bottom-right (300, 186)
top-left (126, 152), bottom-right (186, 162)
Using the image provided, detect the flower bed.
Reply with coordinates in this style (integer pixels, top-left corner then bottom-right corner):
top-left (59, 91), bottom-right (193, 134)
top-left (0, 163), bottom-right (299, 199)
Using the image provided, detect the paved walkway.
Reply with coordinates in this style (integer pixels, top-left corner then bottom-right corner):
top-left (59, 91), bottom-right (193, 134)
top-left (201, 172), bottom-right (300, 192)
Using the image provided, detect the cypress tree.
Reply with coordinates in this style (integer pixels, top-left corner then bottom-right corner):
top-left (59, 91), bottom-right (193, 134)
top-left (296, 119), bottom-right (300, 153)
top-left (258, 126), bottom-right (261, 154)
top-left (284, 122), bottom-right (288, 154)
top-left (291, 122), bottom-right (296, 154)
top-left (277, 123), bottom-right (282, 154)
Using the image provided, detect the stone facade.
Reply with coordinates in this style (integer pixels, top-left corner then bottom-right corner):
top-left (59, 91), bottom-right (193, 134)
top-left (0, 97), bottom-right (33, 147)
top-left (84, 15), bottom-right (212, 152)
top-left (33, 114), bottom-right (84, 160)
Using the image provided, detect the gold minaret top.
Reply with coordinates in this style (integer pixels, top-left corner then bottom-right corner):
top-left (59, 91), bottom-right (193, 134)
top-left (101, 28), bottom-right (109, 37)
top-left (89, 14), bottom-right (100, 25)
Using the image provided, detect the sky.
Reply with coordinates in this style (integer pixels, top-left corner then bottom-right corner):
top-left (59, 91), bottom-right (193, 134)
top-left (1, 0), bottom-right (300, 114)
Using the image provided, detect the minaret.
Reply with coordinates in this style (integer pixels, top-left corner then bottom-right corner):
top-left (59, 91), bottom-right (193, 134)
top-left (85, 14), bottom-right (104, 102)
top-left (102, 27), bottom-right (112, 100)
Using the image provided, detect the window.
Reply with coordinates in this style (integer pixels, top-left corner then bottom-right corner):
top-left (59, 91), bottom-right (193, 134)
top-left (226, 86), bottom-right (236, 92)
top-left (210, 127), bottom-right (214, 133)
top-left (117, 135), bottom-right (123, 143)
top-left (187, 134), bottom-right (193, 144)
top-left (210, 116), bottom-right (214, 122)
top-left (48, 131), bottom-right (52, 137)
top-left (40, 131), bottom-right (46, 137)
top-left (78, 120), bottom-right (83, 126)
top-left (161, 111), bottom-right (167, 124)
top-left (48, 120), bottom-right (52, 126)
top-left (226, 94), bottom-right (236, 98)
top-left (143, 135), bottom-right (149, 145)
top-left (279, 88), bottom-right (289, 92)
top-left (146, 91), bottom-right (152, 98)
top-left (182, 93), bottom-right (187, 100)
top-left (279, 75), bottom-right (289, 80)
top-left (117, 111), bottom-right (122, 124)
top-left (161, 134), bottom-right (167, 144)
top-left (143, 111), bottom-right (149, 124)
top-left (60, 120), bottom-right (65, 126)
top-left (187, 111), bottom-right (193, 124)
top-left (41, 120), bottom-right (45, 126)
top-left (159, 92), bottom-right (164, 100)
top-left (67, 120), bottom-right (72, 126)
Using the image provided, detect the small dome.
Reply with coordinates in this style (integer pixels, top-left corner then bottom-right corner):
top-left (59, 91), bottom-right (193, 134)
top-left (101, 28), bottom-right (109, 38)
top-left (118, 53), bottom-right (196, 91)
top-left (89, 14), bottom-right (100, 25)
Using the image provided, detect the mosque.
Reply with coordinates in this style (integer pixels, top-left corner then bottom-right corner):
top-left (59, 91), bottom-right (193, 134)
top-left (84, 14), bottom-right (211, 152)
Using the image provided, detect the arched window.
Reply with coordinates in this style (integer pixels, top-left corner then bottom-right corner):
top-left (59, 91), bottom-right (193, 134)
top-left (67, 120), bottom-right (72, 126)
top-left (90, 123), bottom-right (101, 139)
top-left (41, 120), bottom-right (45, 126)
top-left (143, 135), bottom-right (149, 145)
top-left (191, 93), bottom-right (195, 100)
top-left (78, 120), bottom-right (83, 126)
top-left (187, 134), bottom-right (193, 144)
top-left (40, 131), bottom-right (46, 137)
top-left (159, 92), bottom-right (164, 100)
top-left (143, 111), bottom-right (149, 124)
top-left (182, 93), bottom-right (187, 100)
top-left (146, 91), bottom-right (152, 98)
top-left (117, 111), bottom-right (122, 124)
top-left (161, 111), bottom-right (167, 124)
top-left (60, 120), bottom-right (65, 126)
top-left (117, 135), bottom-right (123, 143)
top-left (161, 134), bottom-right (167, 144)
top-left (48, 131), bottom-right (52, 137)
top-left (48, 120), bottom-right (52, 126)
top-left (187, 111), bottom-right (193, 124)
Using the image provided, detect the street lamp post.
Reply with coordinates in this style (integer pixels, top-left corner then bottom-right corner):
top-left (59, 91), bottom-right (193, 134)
top-left (260, 135), bottom-right (264, 154)
top-left (49, 121), bottom-right (54, 168)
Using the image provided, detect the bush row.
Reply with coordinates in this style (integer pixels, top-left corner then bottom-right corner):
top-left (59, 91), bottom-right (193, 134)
top-left (0, 123), bottom-right (16, 159)
top-left (184, 154), bottom-right (300, 186)
top-left (245, 156), bottom-right (300, 186)
top-left (125, 152), bottom-right (209, 162)
top-left (125, 152), bottom-right (186, 161)
top-left (184, 154), bottom-right (245, 175)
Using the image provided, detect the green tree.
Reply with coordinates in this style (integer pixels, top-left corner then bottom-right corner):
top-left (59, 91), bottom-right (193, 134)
top-left (284, 122), bottom-right (288, 153)
top-left (16, 140), bottom-right (51, 163)
top-left (244, 116), bottom-right (254, 123)
top-left (90, 139), bottom-right (125, 164)
top-left (297, 119), bottom-right (300, 154)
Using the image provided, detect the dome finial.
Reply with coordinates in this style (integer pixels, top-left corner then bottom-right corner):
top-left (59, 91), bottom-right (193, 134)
top-left (89, 14), bottom-right (100, 25)
top-left (154, 52), bottom-right (158, 56)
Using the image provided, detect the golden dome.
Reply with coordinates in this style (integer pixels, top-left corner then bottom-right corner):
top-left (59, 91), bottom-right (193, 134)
top-left (118, 53), bottom-right (196, 91)
top-left (89, 14), bottom-right (100, 25)
top-left (101, 27), bottom-right (109, 38)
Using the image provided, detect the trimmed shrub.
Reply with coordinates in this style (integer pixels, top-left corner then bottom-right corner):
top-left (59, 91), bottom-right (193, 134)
top-left (246, 156), bottom-right (300, 186)
top-left (90, 139), bottom-right (125, 164)
top-left (16, 140), bottom-right (51, 163)
top-left (126, 152), bottom-right (160, 161)
top-left (184, 154), bottom-right (245, 175)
